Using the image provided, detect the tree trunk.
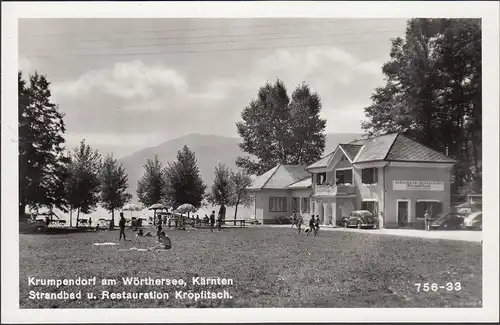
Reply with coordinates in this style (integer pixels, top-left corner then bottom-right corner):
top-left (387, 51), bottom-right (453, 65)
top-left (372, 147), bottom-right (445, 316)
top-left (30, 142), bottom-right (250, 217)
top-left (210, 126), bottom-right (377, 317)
top-left (76, 208), bottom-right (80, 228)
top-left (234, 198), bottom-right (240, 226)
top-left (69, 207), bottom-right (73, 227)
top-left (109, 209), bottom-right (115, 230)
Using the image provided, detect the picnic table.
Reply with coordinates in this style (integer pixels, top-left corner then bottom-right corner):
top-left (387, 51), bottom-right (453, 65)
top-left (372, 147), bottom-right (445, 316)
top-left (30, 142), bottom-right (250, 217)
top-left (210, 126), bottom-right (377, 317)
top-left (232, 219), bottom-right (246, 227)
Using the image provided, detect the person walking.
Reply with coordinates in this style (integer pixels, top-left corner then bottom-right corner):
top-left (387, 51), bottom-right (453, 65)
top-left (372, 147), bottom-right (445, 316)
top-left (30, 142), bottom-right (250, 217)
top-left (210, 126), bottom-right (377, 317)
top-left (307, 215), bottom-right (315, 236)
top-left (209, 211), bottom-right (216, 233)
top-left (424, 210), bottom-right (431, 231)
top-left (118, 213), bottom-right (127, 241)
top-left (291, 214), bottom-right (297, 228)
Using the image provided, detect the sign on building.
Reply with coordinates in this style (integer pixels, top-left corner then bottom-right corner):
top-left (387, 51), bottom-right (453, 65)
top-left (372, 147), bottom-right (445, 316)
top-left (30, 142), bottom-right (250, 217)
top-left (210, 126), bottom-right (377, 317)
top-left (393, 180), bottom-right (444, 191)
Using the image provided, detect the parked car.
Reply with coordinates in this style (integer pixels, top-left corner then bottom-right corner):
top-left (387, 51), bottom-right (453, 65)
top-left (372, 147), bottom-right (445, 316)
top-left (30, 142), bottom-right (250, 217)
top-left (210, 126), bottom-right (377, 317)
top-left (463, 211), bottom-right (482, 230)
top-left (341, 210), bottom-right (377, 229)
top-left (429, 213), bottom-right (464, 230)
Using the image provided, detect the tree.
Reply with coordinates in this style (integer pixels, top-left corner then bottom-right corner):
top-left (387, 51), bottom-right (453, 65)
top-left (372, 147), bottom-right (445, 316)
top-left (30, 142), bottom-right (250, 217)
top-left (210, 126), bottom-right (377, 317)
top-left (228, 170), bottom-right (254, 225)
top-left (136, 154), bottom-right (167, 208)
top-left (100, 154), bottom-right (132, 229)
top-left (361, 18), bottom-right (481, 200)
top-left (18, 71), bottom-right (68, 217)
top-left (65, 140), bottom-right (102, 227)
top-left (236, 79), bottom-right (326, 176)
top-left (206, 163), bottom-right (233, 222)
top-left (165, 145), bottom-right (206, 210)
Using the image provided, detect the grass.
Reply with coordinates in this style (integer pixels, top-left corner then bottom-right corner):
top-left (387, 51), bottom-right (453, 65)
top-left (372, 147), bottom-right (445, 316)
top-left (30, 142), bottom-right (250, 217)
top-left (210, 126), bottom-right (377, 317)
top-left (19, 226), bottom-right (482, 308)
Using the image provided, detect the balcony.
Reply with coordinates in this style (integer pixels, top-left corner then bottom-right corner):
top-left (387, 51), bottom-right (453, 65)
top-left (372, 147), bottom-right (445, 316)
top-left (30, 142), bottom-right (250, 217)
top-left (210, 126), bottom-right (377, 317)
top-left (314, 184), bottom-right (356, 196)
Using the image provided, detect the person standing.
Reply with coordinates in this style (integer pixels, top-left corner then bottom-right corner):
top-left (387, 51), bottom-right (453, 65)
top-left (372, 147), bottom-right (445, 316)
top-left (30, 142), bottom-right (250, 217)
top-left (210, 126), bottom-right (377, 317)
top-left (118, 213), bottom-right (127, 241)
top-left (297, 216), bottom-right (303, 234)
top-left (314, 215), bottom-right (320, 236)
top-left (156, 220), bottom-right (163, 241)
top-left (88, 217), bottom-right (92, 228)
top-left (217, 213), bottom-right (223, 232)
top-left (424, 210), bottom-right (431, 231)
top-left (209, 211), bottom-right (216, 233)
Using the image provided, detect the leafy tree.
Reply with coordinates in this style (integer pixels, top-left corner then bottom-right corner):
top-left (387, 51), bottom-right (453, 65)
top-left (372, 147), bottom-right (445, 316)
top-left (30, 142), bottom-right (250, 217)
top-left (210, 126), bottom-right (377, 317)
top-left (228, 170), bottom-right (254, 225)
top-left (236, 79), bottom-right (326, 176)
top-left (206, 163), bottom-right (233, 222)
top-left (165, 145), bottom-right (206, 210)
top-left (100, 154), bottom-right (132, 229)
top-left (18, 71), bottom-right (68, 217)
top-left (361, 18), bottom-right (481, 200)
top-left (136, 154), bottom-right (167, 208)
top-left (65, 140), bottom-right (102, 227)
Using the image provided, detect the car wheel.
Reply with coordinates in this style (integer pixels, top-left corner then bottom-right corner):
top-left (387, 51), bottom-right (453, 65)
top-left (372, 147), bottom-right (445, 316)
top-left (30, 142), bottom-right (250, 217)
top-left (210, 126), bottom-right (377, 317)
top-left (343, 221), bottom-right (348, 228)
top-left (357, 221), bottom-right (362, 229)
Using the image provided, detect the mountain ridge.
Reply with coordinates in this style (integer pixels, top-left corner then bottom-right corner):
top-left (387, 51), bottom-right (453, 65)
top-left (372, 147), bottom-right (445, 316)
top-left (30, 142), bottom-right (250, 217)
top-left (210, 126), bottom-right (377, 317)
top-left (119, 132), bottom-right (363, 202)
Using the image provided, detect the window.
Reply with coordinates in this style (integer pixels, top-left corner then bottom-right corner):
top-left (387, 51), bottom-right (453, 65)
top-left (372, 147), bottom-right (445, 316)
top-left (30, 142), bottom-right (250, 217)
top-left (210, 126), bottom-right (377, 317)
top-left (335, 169), bottom-right (353, 185)
top-left (361, 201), bottom-right (378, 216)
top-left (292, 197), bottom-right (300, 212)
top-left (301, 197), bottom-right (310, 213)
top-left (362, 168), bottom-right (378, 185)
top-left (316, 172), bottom-right (327, 185)
top-left (269, 197), bottom-right (287, 212)
top-left (415, 201), bottom-right (443, 219)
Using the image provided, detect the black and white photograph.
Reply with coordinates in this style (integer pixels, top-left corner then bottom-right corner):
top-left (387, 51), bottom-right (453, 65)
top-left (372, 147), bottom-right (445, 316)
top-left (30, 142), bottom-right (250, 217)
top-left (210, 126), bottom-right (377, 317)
top-left (2, 1), bottom-right (499, 323)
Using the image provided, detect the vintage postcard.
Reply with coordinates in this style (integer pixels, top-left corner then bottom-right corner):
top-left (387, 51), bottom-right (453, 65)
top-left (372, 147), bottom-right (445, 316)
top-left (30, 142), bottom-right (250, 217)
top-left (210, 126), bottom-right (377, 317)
top-left (1, 1), bottom-right (499, 323)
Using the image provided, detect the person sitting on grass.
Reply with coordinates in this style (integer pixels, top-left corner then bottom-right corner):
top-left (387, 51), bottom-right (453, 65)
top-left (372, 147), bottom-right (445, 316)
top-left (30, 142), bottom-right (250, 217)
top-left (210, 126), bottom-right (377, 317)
top-left (152, 231), bottom-right (171, 250)
top-left (118, 213), bottom-right (127, 241)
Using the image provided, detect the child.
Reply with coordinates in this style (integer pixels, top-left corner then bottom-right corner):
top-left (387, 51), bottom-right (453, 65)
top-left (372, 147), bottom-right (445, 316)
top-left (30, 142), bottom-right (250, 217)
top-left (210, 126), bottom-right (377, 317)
top-left (307, 216), bottom-right (315, 236)
top-left (297, 216), bottom-right (303, 234)
top-left (314, 215), bottom-right (320, 236)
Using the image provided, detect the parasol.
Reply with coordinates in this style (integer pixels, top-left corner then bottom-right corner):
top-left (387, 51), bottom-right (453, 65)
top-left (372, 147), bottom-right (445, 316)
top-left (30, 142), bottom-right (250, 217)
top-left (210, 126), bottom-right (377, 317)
top-left (149, 203), bottom-right (168, 224)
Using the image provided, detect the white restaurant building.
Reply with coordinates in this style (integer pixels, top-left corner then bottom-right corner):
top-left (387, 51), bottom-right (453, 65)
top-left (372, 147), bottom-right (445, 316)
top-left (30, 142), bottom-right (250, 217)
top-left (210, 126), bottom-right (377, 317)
top-left (248, 133), bottom-right (456, 229)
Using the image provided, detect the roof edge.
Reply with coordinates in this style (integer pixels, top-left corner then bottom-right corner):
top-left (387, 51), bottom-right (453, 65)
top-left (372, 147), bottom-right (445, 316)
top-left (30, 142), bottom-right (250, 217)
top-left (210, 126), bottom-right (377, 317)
top-left (260, 164), bottom-right (282, 189)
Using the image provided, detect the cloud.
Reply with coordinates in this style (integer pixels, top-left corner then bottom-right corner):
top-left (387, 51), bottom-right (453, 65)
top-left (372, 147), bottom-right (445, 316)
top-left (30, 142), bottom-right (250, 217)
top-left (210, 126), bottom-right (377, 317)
top-left (52, 60), bottom-right (188, 102)
top-left (19, 56), bottom-right (32, 71)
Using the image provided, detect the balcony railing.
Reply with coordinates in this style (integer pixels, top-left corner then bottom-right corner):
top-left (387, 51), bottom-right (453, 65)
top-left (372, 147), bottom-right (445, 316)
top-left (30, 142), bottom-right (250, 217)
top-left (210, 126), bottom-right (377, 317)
top-left (315, 184), bottom-right (356, 196)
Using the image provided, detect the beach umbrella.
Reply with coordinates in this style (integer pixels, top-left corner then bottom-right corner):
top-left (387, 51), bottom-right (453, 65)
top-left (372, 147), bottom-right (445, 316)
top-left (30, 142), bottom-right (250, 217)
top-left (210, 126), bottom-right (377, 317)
top-left (149, 203), bottom-right (167, 224)
top-left (123, 203), bottom-right (142, 219)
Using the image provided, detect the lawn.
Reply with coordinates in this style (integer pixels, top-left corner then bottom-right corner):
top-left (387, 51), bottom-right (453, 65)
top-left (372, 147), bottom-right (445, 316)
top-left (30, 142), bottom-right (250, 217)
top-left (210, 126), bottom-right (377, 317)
top-left (19, 226), bottom-right (482, 308)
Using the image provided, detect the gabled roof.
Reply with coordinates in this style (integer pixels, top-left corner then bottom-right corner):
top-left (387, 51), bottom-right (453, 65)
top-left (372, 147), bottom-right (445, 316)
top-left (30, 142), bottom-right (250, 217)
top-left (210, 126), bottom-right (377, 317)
top-left (339, 144), bottom-right (363, 161)
top-left (307, 132), bottom-right (456, 169)
top-left (349, 133), bottom-right (398, 162)
top-left (307, 152), bottom-right (334, 169)
top-left (385, 134), bottom-right (456, 163)
top-left (285, 176), bottom-right (312, 189)
top-left (248, 164), bottom-right (310, 190)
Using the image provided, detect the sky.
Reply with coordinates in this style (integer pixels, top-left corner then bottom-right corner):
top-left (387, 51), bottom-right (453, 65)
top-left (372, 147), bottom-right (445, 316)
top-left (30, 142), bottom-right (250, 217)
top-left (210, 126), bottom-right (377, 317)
top-left (19, 18), bottom-right (408, 158)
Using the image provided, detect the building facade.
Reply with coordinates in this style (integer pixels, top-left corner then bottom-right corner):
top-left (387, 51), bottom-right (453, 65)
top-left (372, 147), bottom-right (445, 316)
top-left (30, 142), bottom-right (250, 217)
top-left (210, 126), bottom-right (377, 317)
top-left (307, 133), bottom-right (456, 229)
top-left (247, 165), bottom-right (313, 224)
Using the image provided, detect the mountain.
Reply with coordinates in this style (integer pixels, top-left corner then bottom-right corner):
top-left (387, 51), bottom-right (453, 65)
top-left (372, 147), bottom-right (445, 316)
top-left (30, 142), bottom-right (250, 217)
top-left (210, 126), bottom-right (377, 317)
top-left (118, 132), bottom-right (363, 202)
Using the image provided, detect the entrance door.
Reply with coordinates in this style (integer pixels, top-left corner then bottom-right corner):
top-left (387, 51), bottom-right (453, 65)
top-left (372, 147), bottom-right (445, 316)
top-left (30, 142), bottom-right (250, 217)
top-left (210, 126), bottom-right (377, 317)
top-left (397, 201), bottom-right (409, 227)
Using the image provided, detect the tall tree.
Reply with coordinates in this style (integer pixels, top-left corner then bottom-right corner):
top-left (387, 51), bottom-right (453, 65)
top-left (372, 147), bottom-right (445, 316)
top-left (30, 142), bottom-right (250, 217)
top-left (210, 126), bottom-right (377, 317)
top-left (100, 154), bottom-right (132, 229)
top-left (206, 163), bottom-right (233, 222)
top-left (236, 79), bottom-right (326, 176)
top-left (65, 140), bottom-right (102, 227)
top-left (136, 154), bottom-right (167, 208)
top-left (361, 18), bottom-right (481, 200)
top-left (165, 145), bottom-right (206, 210)
top-left (228, 170), bottom-right (254, 225)
top-left (18, 71), bottom-right (68, 216)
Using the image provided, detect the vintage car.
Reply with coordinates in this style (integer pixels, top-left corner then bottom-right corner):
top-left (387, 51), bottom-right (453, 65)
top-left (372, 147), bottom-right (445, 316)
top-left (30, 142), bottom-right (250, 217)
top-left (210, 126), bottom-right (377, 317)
top-left (463, 211), bottom-right (482, 230)
top-left (341, 210), bottom-right (378, 229)
top-left (429, 213), bottom-right (465, 230)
